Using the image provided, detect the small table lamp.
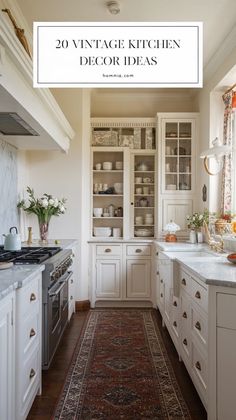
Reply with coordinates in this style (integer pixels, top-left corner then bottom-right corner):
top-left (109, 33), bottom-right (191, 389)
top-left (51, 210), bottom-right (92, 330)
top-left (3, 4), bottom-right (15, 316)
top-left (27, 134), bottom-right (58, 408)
top-left (164, 221), bottom-right (180, 242)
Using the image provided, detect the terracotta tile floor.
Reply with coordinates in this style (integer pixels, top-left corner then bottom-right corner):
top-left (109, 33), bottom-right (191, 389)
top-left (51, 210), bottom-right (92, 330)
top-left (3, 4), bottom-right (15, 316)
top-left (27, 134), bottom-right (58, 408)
top-left (27, 309), bottom-right (207, 420)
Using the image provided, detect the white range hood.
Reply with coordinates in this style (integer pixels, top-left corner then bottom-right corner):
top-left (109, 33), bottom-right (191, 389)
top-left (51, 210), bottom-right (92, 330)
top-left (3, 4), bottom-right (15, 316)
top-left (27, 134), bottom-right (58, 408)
top-left (0, 11), bottom-right (75, 151)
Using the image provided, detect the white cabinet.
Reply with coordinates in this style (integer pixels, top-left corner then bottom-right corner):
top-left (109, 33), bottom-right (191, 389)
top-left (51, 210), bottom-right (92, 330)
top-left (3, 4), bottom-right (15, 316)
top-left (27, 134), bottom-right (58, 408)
top-left (157, 113), bottom-right (198, 238)
top-left (0, 292), bottom-right (15, 420)
top-left (15, 273), bottom-right (42, 420)
top-left (90, 242), bottom-right (153, 307)
top-left (126, 259), bottom-right (151, 298)
top-left (91, 118), bottom-right (157, 239)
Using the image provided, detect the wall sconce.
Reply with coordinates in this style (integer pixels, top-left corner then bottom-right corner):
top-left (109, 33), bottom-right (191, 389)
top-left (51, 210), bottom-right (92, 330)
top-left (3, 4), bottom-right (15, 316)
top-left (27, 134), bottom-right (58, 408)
top-left (164, 221), bottom-right (180, 242)
top-left (200, 137), bottom-right (231, 175)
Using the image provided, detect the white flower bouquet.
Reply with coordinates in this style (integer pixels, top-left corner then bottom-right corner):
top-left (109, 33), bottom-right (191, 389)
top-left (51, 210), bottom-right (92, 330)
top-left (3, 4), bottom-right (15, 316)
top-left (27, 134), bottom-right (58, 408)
top-left (186, 210), bottom-right (209, 230)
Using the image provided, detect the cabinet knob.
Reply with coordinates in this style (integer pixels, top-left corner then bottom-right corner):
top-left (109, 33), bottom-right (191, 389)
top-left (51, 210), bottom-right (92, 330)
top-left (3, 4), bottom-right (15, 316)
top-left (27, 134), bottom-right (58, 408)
top-left (29, 328), bottom-right (36, 338)
top-left (183, 338), bottom-right (188, 346)
top-left (195, 321), bottom-right (201, 331)
top-left (156, 252), bottom-right (159, 256)
top-left (195, 361), bottom-right (201, 371)
top-left (135, 249), bottom-right (142, 253)
top-left (181, 278), bottom-right (186, 286)
top-left (105, 248), bottom-right (111, 253)
top-left (70, 296), bottom-right (73, 300)
top-left (173, 301), bottom-right (177, 307)
top-left (29, 368), bottom-right (36, 379)
top-left (30, 293), bottom-right (36, 302)
top-left (160, 293), bottom-right (163, 298)
top-left (131, 202), bottom-right (134, 205)
top-left (156, 271), bottom-right (159, 275)
top-left (195, 291), bottom-right (201, 299)
top-left (173, 321), bottom-right (177, 327)
top-left (182, 311), bottom-right (187, 319)
top-left (160, 279), bottom-right (163, 284)
top-left (70, 279), bottom-right (74, 284)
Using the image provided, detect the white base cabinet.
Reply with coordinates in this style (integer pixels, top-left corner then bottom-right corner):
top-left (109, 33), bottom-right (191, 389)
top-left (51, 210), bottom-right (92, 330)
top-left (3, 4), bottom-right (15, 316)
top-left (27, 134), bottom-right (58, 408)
top-left (90, 242), bottom-right (154, 307)
top-left (0, 291), bottom-right (15, 420)
top-left (15, 273), bottom-right (42, 420)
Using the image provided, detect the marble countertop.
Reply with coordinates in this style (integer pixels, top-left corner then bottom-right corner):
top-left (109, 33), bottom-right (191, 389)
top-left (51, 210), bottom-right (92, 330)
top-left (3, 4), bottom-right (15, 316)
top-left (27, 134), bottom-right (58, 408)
top-left (154, 241), bottom-right (207, 252)
top-left (176, 257), bottom-right (236, 288)
top-left (88, 239), bottom-right (153, 243)
top-left (0, 265), bottom-right (45, 301)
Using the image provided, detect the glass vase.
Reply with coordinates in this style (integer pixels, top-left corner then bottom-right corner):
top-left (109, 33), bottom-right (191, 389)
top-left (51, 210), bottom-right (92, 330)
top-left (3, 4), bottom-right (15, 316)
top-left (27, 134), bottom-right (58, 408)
top-left (38, 219), bottom-right (49, 243)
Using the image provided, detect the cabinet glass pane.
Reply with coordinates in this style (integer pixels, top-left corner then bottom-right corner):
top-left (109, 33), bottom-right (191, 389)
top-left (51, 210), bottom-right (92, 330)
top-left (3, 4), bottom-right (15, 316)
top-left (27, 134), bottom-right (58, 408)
top-left (92, 150), bottom-right (124, 238)
top-left (133, 154), bottom-right (155, 238)
top-left (164, 121), bottom-right (193, 191)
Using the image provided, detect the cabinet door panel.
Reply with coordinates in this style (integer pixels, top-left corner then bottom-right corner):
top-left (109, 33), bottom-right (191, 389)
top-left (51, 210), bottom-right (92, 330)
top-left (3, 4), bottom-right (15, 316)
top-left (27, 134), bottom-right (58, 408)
top-left (162, 199), bottom-right (193, 232)
top-left (126, 259), bottom-right (151, 298)
top-left (0, 293), bottom-right (14, 420)
top-left (96, 259), bottom-right (121, 298)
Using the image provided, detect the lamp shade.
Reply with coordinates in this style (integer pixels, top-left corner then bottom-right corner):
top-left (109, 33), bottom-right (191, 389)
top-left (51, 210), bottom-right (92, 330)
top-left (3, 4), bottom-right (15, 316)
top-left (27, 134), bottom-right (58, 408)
top-left (164, 221), bottom-right (181, 233)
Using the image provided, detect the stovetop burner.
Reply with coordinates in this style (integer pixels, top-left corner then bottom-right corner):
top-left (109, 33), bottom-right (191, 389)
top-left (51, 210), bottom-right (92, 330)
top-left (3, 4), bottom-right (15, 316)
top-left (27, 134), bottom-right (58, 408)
top-left (0, 246), bottom-right (61, 264)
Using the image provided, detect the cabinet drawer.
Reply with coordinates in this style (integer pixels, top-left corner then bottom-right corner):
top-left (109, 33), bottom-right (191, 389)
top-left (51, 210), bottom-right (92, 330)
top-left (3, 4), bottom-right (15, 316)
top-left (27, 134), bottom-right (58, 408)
top-left (180, 270), bottom-right (192, 295)
top-left (21, 347), bottom-right (40, 418)
top-left (191, 306), bottom-right (207, 347)
top-left (22, 312), bottom-right (40, 356)
top-left (192, 343), bottom-right (207, 394)
top-left (191, 279), bottom-right (208, 313)
top-left (126, 245), bottom-right (151, 256)
top-left (217, 293), bottom-right (236, 329)
top-left (18, 276), bottom-right (40, 318)
top-left (96, 245), bottom-right (121, 256)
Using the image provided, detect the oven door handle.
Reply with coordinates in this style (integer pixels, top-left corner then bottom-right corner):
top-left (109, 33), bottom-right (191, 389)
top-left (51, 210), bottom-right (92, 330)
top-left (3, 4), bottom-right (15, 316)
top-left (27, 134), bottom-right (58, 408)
top-left (49, 271), bottom-right (72, 297)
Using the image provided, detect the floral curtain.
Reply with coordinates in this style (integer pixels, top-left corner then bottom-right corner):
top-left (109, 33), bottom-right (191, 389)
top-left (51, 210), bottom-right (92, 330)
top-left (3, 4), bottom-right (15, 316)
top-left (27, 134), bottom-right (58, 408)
top-left (221, 91), bottom-right (233, 213)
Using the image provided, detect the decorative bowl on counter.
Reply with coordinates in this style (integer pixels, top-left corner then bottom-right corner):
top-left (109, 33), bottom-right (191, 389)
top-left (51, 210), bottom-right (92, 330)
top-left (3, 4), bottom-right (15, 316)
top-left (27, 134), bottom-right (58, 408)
top-left (134, 228), bottom-right (152, 237)
top-left (93, 227), bottom-right (112, 237)
top-left (227, 253), bottom-right (236, 264)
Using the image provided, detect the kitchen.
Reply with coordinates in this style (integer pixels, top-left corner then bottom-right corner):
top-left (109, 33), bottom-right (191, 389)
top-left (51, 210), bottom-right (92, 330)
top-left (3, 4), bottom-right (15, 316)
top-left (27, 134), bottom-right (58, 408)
top-left (1, 0), bottom-right (236, 419)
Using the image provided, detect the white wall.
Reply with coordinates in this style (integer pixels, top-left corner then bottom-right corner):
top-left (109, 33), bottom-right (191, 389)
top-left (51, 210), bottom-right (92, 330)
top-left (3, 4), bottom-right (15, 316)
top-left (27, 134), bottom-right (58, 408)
top-left (25, 89), bottom-right (91, 302)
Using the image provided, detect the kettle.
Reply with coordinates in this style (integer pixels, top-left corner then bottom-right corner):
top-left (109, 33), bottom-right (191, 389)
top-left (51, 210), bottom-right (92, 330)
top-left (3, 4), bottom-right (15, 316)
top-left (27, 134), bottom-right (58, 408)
top-left (3, 226), bottom-right (21, 251)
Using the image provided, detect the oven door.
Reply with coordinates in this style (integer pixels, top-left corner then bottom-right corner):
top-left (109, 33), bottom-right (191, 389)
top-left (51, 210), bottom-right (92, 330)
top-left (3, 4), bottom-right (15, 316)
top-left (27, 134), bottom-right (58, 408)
top-left (44, 271), bottom-right (72, 369)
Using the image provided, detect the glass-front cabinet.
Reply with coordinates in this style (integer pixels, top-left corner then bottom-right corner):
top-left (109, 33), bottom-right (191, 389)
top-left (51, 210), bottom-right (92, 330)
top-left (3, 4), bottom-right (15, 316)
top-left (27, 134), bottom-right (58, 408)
top-left (91, 118), bottom-right (157, 239)
top-left (131, 152), bottom-right (156, 238)
top-left (161, 119), bottom-right (195, 193)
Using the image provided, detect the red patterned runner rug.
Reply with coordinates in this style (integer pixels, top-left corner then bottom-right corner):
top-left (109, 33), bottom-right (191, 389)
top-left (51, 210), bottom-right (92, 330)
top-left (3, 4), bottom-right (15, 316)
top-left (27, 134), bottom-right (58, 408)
top-left (53, 309), bottom-right (191, 419)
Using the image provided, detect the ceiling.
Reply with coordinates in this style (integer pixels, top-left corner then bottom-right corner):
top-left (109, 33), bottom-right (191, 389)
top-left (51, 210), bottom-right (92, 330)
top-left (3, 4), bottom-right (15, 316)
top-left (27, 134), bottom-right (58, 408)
top-left (17, 0), bottom-right (236, 68)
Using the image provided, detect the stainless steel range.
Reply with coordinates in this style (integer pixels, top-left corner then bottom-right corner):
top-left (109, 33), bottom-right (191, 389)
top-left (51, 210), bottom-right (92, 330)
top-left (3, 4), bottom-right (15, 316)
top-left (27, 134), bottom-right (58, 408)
top-left (0, 246), bottom-right (73, 369)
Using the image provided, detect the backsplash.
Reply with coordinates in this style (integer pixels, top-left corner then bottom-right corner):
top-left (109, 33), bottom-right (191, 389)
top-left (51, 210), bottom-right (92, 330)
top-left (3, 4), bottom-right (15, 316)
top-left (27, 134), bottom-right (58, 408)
top-left (0, 139), bottom-right (18, 244)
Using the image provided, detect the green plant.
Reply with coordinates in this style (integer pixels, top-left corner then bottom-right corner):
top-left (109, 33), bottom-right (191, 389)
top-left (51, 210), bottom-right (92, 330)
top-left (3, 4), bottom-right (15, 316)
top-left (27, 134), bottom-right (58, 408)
top-left (186, 209), bottom-right (209, 229)
top-left (17, 187), bottom-right (66, 222)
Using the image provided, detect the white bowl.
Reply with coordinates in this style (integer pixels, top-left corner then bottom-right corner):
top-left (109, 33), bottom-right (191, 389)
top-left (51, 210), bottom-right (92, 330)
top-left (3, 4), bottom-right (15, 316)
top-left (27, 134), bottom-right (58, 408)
top-left (134, 228), bottom-right (152, 237)
top-left (114, 183), bottom-right (123, 194)
top-left (166, 184), bottom-right (176, 190)
top-left (94, 227), bottom-right (112, 237)
top-left (136, 163), bottom-right (149, 171)
top-left (103, 162), bottom-right (112, 170)
top-left (93, 208), bottom-right (103, 217)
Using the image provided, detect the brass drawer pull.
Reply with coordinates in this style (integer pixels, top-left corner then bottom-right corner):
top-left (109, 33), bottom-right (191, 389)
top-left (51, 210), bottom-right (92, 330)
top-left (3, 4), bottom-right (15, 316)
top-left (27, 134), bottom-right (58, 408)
top-left (70, 296), bottom-right (73, 300)
top-left (70, 279), bottom-right (74, 284)
top-left (173, 301), bottom-right (177, 307)
top-left (135, 249), bottom-right (142, 253)
top-left (160, 293), bottom-right (163, 298)
top-left (183, 338), bottom-right (188, 346)
top-left (160, 279), bottom-right (163, 284)
top-left (182, 311), bottom-right (187, 319)
top-left (105, 248), bottom-right (111, 253)
top-left (195, 321), bottom-right (201, 331)
top-left (195, 361), bottom-right (201, 371)
top-left (29, 328), bottom-right (36, 338)
top-left (156, 271), bottom-right (159, 275)
top-left (29, 368), bottom-right (36, 379)
top-left (156, 252), bottom-right (159, 256)
top-left (181, 278), bottom-right (186, 286)
top-left (30, 293), bottom-right (36, 302)
top-left (173, 321), bottom-right (177, 327)
top-left (195, 291), bottom-right (201, 299)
